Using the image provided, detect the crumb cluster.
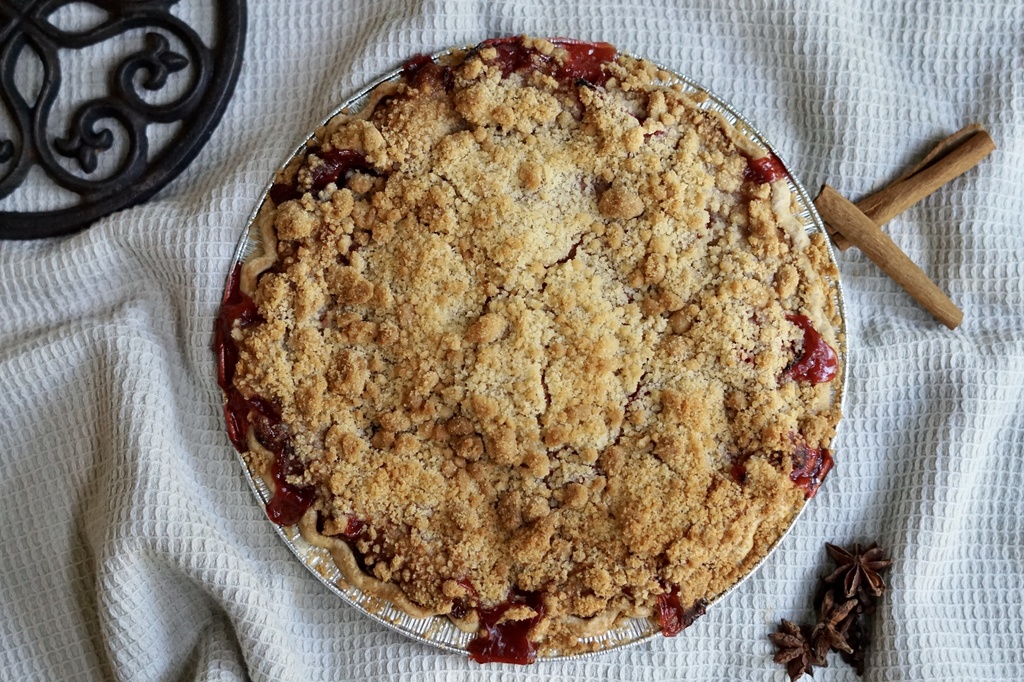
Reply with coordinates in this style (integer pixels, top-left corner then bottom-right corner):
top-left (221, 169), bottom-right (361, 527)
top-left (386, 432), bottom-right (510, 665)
top-left (231, 37), bottom-right (842, 653)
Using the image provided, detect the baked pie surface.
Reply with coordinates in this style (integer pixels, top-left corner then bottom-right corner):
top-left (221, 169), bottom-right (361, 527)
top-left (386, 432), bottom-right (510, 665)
top-left (216, 37), bottom-right (843, 662)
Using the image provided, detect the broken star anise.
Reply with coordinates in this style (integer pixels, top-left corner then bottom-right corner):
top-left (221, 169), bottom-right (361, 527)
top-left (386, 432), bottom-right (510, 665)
top-left (810, 590), bottom-right (858, 663)
top-left (824, 542), bottom-right (893, 607)
top-left (769, 619), bottom-right (818, 681)
top-left (839, 611), bottom-right (868, 676)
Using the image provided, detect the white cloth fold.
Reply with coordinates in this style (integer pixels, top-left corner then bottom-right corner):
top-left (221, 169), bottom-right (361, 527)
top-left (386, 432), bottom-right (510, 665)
top-left (2, 1), bottom-right (1023, 679)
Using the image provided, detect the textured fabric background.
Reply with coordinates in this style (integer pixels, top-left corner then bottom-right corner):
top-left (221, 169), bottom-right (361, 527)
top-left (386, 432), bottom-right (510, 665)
top-left (2, 1), bottom-right (1023, 680)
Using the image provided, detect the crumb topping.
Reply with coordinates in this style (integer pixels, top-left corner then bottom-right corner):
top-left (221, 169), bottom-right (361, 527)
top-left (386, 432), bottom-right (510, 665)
top-left (229, 38), bottom-right (842, 654)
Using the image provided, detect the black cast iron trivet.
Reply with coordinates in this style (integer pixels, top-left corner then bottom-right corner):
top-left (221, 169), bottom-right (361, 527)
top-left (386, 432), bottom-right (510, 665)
top-left (0, 0), bottom-right (245, 239)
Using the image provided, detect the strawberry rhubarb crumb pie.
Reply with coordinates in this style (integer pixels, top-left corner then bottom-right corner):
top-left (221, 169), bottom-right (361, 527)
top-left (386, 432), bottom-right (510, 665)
top-left (215, 36), bottom-right (843, 663)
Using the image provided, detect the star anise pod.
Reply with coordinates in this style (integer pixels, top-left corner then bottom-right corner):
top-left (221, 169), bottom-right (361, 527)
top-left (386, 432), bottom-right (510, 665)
top-left (810, 590), bottom-right (858, 662)
top-left (824, 542), bottom-right (893, 604)
top-left (769, 619), bottom-right (818, 680)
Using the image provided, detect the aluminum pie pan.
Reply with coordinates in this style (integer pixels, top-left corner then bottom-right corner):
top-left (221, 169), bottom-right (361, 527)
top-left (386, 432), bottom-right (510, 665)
top-left (224, 44), bottom-right (847, 662)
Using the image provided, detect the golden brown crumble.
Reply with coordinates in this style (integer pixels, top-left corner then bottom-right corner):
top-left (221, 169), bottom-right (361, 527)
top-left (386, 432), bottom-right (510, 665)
top-left (229, 38), bottom-right (842, 655)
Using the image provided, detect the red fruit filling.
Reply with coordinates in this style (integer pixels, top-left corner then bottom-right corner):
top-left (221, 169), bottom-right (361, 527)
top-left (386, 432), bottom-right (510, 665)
top-left (730, 456), bottom-right (751, 486)
top-left (656, 586), bottom-right (706, 637)
top-left (341, 516), bottom-right (368, 539)
top-left (467, 590), bottom-right (545, 665)
top-left (730, 432), bottom-right (834, 499)
top-left (790, 439), bottom-right (834, 498)
top-left (745, 153), bottom-right (787, 184)
top-left (784, 314), bottom-right (838, 384)
top-left (449, 578), bottom-right (479, 620)
top-left (266, 451), bottom-right (316, 526)
top-left (478, 36), bottom-right (616, 87)
top-left (269, 149), bottom-right (376, 205)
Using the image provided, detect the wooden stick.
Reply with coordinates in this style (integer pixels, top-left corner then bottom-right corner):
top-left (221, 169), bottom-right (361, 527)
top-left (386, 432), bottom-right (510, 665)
top-left (826, 125), bottom-right (996, 250)
top-left (888, 123), bottom-right (987, 185)
top-left (815, 185), bottom-right (963, 329)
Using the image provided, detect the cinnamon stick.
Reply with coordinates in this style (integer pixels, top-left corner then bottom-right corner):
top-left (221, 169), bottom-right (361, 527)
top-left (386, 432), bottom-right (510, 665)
top-left (815, 185), bottom-right (964, 329)
top-left (826, 125), bottom-right (995, 250)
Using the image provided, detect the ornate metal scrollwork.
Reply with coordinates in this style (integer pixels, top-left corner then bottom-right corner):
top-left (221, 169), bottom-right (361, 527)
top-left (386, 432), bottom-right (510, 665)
top-left (0, 0), bottom-right (246, 238)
